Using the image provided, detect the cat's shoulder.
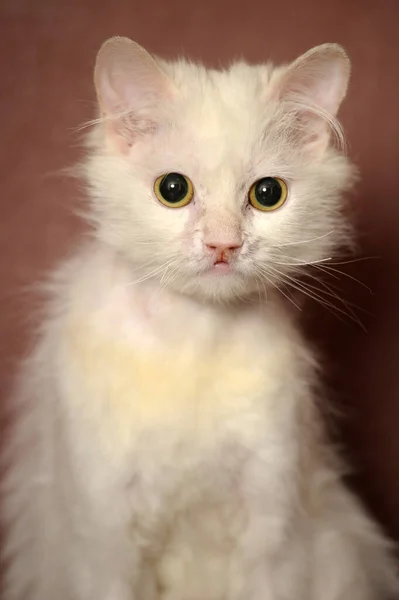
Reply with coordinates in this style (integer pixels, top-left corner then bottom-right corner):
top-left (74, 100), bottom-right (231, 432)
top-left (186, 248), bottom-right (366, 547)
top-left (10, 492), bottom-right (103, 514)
top-left (43, 242), bottom-right (131, 321)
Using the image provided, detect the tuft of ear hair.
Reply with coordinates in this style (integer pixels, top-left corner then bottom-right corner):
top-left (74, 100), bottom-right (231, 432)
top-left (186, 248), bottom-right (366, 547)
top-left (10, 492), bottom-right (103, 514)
top-left (273, 43), bottom-right (351, 154)
top-left (94, 36), bottom-right (174, 154)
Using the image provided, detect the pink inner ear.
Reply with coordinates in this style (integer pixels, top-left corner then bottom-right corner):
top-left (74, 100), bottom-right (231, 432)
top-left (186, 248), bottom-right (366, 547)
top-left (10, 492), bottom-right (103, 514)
top-left (94, 37), bottom-right (173, 152)
top-left (276, 44), bottom-right (350, 117)
top-left (103, 112), bottom-right (156, 153)
top-left (272, 44), bottom-right (350, 153)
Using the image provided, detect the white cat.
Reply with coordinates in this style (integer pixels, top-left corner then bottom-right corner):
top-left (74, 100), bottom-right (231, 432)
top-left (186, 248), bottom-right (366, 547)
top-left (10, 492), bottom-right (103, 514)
top-left (1, 37), bottom-right (398, 600)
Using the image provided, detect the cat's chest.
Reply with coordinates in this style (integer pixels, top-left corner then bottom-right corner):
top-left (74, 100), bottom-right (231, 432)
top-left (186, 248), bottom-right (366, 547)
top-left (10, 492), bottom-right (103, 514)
top-left (65, 300), bottom-right (291, 457)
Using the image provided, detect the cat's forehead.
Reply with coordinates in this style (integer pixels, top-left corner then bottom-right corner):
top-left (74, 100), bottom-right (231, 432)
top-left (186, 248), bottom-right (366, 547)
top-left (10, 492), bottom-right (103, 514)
top-left (159, 60), bottom-right (278, 171)
top-left (165, 61), bottom-right (273, 130)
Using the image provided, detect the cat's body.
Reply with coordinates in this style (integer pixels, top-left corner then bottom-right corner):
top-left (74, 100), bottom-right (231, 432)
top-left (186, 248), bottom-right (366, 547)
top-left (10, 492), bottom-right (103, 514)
top-left (2, 38), bottom-right (398, 600)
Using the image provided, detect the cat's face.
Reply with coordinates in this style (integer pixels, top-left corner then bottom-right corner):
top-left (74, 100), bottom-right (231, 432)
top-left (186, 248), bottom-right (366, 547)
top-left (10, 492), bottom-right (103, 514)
top-left (86, 38), bottom-right (355, 302)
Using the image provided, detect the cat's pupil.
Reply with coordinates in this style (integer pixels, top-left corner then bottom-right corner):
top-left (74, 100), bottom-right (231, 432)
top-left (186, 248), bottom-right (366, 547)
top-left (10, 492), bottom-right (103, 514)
top-left (255, 177), bottom-right (282, 207)
top-left (159, 173), bottom-right (188, 203)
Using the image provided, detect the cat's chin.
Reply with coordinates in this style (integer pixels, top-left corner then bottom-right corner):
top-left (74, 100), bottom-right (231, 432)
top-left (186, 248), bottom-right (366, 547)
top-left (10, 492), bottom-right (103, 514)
top-left (170, 270), bottom-right (257, 303)
top-left (209, 262), bottom-right (231, 275)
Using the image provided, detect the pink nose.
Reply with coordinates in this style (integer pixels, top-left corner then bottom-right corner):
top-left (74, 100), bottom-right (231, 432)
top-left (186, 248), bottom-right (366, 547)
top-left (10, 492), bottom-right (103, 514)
top-left (205, 241), bottom-right (242, 253)
top-left (205, 240), bottom-right (242, 262)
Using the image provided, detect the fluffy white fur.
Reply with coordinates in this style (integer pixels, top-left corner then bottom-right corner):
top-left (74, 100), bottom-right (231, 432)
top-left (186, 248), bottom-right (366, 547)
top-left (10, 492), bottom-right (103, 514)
top-left (1, 37), bottom-right (398, 600)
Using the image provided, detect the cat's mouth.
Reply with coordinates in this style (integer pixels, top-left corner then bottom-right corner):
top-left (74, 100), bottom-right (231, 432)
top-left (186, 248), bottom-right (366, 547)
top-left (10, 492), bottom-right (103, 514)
top-left (206, 255), bottom-right (237, 275)
top-left (206, 245), bottom-right (241, 275)
top-left (212, 260), bottom-right (231, 274)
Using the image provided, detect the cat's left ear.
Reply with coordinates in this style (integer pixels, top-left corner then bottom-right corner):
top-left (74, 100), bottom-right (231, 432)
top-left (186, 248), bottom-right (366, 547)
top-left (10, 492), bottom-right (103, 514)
top-left (273, 43), bottom-right (351, 154)
top-left (94, 36), bottom-right (174, 154)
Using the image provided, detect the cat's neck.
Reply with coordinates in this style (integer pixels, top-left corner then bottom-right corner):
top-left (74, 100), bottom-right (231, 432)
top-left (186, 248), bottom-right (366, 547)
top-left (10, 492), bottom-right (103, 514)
top-left (70, 244), bottom-right (294, 348)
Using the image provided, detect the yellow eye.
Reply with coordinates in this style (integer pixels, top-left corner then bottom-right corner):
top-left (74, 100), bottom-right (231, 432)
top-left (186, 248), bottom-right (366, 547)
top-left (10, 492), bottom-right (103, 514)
top-left (154, 172), bottom-right (194, 208)
top-left (248, 177), bottom-right (288, 211)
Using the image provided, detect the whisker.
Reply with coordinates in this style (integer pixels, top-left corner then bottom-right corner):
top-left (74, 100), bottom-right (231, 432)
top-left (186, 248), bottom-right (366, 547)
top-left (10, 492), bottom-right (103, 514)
top-left (271, 230), bottom-right (335, 249)
top-left (160, 261), bottom-right (181, 289)
top-left (265, 265), bottom-right (366, 330)
top-left (269, 256), bottom-right (333, 267)
top-left (255, 269), bottom-right (302, 311)
top-left (129, 258), bottom-right (158, 274)
top-left (324, 256), bottom-right (379, 266)
top-left (311, 264), bottom-right (373, 293)
top-left (290, 273), bottom-right (362, 320)
top-left (269, 249), bottom-right (374, 294)
top-left (270, 260), bottom-right (369, 314)
top-left (126, 257), bottom-right (178, 287)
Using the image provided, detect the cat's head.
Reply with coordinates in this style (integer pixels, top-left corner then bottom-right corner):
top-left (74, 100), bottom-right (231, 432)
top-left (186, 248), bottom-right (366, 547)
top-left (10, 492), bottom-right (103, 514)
top-left (85, 36), bottom-right (355, 302)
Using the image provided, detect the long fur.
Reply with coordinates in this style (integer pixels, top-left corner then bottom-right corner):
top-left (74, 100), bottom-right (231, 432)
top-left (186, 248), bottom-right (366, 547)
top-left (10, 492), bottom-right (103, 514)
top-left (1, 40), bottom-right (398, 600)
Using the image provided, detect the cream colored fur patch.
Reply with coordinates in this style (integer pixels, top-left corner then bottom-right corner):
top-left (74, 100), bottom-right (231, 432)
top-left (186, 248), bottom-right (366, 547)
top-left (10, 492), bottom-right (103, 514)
top-left (67, 319), bottom-right (284, 449)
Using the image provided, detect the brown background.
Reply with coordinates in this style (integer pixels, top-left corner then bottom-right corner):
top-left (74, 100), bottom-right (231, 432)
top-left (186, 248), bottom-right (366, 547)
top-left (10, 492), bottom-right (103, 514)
top-left (1, 0), bottom-right (399, 547)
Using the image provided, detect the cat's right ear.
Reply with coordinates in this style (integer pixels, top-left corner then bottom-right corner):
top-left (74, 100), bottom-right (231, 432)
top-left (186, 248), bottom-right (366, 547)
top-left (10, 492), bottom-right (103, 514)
top-left (94, 37), bottom-right (174, 154)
